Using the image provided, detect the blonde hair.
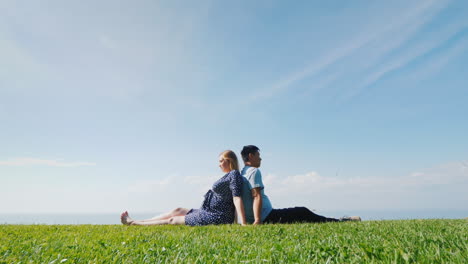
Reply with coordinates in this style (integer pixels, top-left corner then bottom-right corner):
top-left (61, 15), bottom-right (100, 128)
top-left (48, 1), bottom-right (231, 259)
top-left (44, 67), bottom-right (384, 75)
top-left (220, 150), bottom-right (239, 171)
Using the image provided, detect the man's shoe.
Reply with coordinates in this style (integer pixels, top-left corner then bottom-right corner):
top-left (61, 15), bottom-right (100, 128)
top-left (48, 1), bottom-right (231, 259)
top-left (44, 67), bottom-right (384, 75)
top-left (339, 216), bottom-right (361, 222)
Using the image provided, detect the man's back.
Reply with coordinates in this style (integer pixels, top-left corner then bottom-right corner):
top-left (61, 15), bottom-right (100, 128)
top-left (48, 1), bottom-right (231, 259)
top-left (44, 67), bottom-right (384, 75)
top-left (240, 166), bottom-right (273, 223)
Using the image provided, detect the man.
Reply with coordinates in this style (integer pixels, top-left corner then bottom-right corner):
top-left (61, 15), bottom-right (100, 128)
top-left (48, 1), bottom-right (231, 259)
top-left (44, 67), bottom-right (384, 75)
top-left (240, 145), bottom-right (361, 224)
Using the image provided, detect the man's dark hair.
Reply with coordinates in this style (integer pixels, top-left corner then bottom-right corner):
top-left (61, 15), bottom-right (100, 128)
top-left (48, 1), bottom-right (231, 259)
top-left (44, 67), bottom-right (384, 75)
top-left (241, 145), bottom-right (260, 162)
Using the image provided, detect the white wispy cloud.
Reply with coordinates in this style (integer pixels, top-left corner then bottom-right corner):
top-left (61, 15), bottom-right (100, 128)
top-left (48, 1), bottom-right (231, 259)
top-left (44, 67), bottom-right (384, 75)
top-left (248, 0), bottom-right (452, 104)
top-left (263, 160), bottom-right (468, 211)
top-left (461, 160), bottom-right (468, 172)
top-left (0, 158), bottom-right (96, 167)
top-left (405, 33), bottom-right (468, 84)
top-left (343, 10), bottom-right (468, 102)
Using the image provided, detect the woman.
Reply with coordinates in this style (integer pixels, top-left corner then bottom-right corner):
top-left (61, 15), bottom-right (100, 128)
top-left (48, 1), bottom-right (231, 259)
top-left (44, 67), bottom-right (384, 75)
top-left (121, 150), bottom-right (247, 226)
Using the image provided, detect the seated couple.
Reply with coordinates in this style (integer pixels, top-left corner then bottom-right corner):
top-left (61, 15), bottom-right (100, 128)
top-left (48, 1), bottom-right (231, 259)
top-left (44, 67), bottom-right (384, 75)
top-left (120, 145), bottom-right (360, 226)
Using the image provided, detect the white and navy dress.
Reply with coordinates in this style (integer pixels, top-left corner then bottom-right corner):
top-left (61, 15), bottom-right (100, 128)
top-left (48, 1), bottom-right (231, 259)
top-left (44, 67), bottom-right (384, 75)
top-left (185, 170), bottom-right (242, 226)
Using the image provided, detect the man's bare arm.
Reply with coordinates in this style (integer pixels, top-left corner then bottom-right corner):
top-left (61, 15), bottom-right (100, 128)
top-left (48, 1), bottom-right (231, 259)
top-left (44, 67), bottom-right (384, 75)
top-left (251, 187), bottom-right (263, 225)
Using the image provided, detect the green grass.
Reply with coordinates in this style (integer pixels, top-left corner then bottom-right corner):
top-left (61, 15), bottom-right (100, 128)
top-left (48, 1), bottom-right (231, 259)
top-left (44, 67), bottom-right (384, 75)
top-left (1, 219), bottom-right (467, 263)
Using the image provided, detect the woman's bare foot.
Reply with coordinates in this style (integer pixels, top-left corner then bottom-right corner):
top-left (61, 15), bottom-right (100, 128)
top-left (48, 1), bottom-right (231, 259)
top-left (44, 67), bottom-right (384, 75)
top-left (121, 211), bottom-right (134, 225)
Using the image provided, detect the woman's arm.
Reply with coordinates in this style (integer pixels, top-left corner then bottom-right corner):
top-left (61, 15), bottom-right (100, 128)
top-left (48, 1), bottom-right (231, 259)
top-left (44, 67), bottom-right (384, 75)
top-left (233, 196), bottom-right (247, 225)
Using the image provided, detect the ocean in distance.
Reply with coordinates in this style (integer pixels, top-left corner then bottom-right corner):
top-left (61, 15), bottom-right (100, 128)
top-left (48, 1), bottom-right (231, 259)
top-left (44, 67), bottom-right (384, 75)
top-left (1, 209), bottom-right (467, 225)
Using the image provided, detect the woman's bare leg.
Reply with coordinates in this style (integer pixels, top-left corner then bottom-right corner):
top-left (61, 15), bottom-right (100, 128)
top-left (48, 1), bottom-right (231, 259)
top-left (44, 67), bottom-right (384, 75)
top-left (149, 208), bottom-right (190, 220)
top-left (125, 215), bottom-right (186, 226)
top-left (121, 209), bottom-right (189, 225)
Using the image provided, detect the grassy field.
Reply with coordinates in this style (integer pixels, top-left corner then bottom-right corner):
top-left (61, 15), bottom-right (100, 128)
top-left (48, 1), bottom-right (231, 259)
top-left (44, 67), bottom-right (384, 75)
top-left (1, 219), bottom-right (467, 263)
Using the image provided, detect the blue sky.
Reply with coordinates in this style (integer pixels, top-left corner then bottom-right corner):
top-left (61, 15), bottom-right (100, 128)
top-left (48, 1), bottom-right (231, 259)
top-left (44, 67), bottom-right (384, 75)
top-left (1, 0), bottom-right (467, 216)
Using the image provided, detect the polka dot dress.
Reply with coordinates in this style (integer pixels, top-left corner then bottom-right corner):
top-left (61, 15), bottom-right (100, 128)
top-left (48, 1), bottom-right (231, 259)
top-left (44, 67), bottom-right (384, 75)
top-left (185, 170), bottom-right (242, 226)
